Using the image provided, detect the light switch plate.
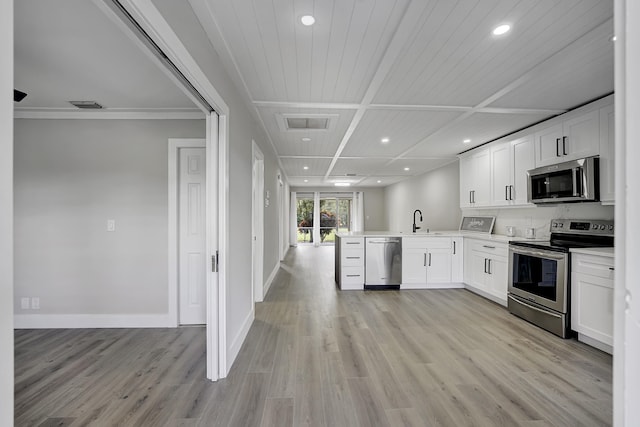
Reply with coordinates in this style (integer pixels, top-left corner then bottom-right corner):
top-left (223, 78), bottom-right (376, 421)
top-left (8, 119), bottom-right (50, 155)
top-left (21, 297), bottom-right (30, 310)
top-left (31, 297), bottom-right (40, 310)
top-left (107, 219), bottom-right (116, 232)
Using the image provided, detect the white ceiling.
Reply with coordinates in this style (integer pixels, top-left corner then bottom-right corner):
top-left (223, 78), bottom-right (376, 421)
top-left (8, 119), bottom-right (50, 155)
top-left (13, 0), bottom-right (201, 115)
top-left (192, 0), bottom-right (614, 187)
top-left (14, 0), bottom-right (614, 188)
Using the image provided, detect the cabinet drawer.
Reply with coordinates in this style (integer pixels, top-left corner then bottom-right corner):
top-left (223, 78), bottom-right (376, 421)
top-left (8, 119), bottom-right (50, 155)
top-left (341, 267), bottom-right (364, 286)
top-left (341, 238), bottom-right (364, 249)
top-left (342, 248), bottom-right (364, 266)
top-left (467, 239), bottom-right (508, 256)
top-left (403, 237), bottom-right (451, 249)
top-left (572, 253), bottom-right (614, 280)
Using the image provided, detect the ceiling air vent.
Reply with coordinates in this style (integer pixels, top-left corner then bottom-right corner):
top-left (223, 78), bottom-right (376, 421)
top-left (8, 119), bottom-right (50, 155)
top-left (345, 173), bottom-right (357, 177)
top-left (69, 101), bottom-right (104, 109)
top-left (276, 113), bottom-right (338, 132)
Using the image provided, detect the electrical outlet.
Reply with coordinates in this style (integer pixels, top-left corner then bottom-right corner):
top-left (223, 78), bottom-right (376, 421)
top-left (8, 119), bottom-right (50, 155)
top-left (21, 297), bottom-right (30, 310)
top-left (31, 297), bottom-right (40, 310)
top-left (107, 219), bottom-right (116, 232)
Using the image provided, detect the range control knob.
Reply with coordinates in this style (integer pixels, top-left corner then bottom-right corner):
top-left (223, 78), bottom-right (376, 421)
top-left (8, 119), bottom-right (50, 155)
top-left (600, 225), bottom-right (606, 230)
top-left (609, 225), bottom-right (614, 231)
top-left (592, 224), bottom-right (598, 229)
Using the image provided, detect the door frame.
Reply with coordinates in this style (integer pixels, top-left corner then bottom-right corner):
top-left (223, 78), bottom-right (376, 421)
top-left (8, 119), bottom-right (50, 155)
top-left (168, 138), bottom-right (206, 327)
top-left (114, 0), bottom-right (230, 381)
top-left (252, 140), bottom-right (264, 303)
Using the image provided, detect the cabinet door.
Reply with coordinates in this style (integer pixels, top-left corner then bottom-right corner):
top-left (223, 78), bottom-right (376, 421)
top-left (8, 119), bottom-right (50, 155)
top-left (402, 247), bottom-right (427, 284)
top-left (469, 251), bottom-right (489, 292)
top-left (451, 238), bottom-right (463, 282)
top-left (599, 104), bottom-right (615, 204)
top-left (487, 256), bottom-right (508, 304)
top-left (534, 123), bottom-right (563, 167)
top-left (563, 109), bottom-right (599, 161)
top-left (459, 156), bottom-right (473, 208)
top-left (510, 134), bottom-right (535, 206)
top-left (427, 248), bottom-right (452, 284)
top-left (490, 142), bottom-right (511, 206)
top-left (571, 271), bottom-right (614, 346)
top-left (472, 149), bottom-right (492, 206)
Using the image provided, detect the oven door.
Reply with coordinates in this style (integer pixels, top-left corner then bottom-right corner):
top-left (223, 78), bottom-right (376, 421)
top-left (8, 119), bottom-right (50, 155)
top-left (508, 246), bottom-right (568, 313)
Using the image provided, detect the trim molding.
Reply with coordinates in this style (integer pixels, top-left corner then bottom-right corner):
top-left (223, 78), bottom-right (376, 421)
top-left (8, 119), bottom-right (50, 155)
top-left (226, 308), bottom-right (254, 376)
top-left (14, 314), bottom-right (173, 329)
top-left (263, 262), bottom-right (280, 298)
top-left (14, 109), bottom-right (204, 120)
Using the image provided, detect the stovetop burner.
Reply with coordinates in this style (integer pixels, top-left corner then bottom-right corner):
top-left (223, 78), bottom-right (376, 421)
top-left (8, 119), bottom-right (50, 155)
top-left (509, 219), bottom-right (614, 253)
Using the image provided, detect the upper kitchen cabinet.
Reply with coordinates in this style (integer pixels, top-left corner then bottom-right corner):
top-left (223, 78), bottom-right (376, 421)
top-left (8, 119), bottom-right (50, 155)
top-left (459, 149), bottom-right (491, 208)
top-left (599, 104), bottom-right (615, 204)
top-left (490, 135), bottom-right (535, 207)
top-left (533, 109), bottom-right (599, 167)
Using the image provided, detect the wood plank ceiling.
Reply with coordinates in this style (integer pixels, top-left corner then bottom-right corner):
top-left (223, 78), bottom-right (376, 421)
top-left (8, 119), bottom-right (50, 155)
top-left (191, 0), bottom-right (614, 187)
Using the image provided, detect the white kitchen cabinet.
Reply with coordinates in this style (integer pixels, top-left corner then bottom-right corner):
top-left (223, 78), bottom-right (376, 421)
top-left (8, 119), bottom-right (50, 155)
top-left (489, 135), bottom-right (535, 207)
top-left (571, 253), bottom-right (614, 353)
top-left (335, 236), bottom-right (364, 290)
top-left (599, 104), bottom-right (615, 204)
top-left (402, 237), bottom-right (456, 289)
top-left (451, 237), bottom-right (463, 282)
top-left (463, 238), bottom-right (509, 306)
top-left (534, 109), bottom-right (599, 167)
top-left (460, 148), bottom-right (491, 208)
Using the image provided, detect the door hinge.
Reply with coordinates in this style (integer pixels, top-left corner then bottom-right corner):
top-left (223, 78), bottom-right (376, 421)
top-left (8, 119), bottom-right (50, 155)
top-left (212, 251), bottom-right (219, 272)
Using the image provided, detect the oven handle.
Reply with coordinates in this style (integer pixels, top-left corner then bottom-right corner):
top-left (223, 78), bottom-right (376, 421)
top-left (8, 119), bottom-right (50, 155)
top-left (509, 246), bottom-right (567, 260)
top-left (509, 295), bottom-right (562, 319)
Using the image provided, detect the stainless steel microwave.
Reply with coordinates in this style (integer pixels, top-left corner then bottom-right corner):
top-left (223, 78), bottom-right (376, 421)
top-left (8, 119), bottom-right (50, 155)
top-left (527, 157), bottom-right (599, 204)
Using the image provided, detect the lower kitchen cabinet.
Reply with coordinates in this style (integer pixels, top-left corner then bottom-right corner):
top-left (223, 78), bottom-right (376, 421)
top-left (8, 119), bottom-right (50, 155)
top-left (335, 235), bottom-right (364, 290)
top-left (402, 237), bottom-right (461, 289)
top-left (571, 252), bottom-right (614, 353)
top-left (463, 239), bottom-right (508, 306)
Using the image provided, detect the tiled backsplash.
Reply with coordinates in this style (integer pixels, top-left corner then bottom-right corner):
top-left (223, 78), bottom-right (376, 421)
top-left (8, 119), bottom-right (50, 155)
top-left (464, 203), bottom-right (615, 239)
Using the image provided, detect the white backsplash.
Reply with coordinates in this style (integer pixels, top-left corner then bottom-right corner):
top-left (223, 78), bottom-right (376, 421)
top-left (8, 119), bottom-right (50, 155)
top-left (463, 203), bottom-right (615, 239)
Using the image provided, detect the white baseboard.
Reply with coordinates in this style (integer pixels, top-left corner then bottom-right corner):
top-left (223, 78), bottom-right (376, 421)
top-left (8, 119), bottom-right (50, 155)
top-left (577, 333), bottom-right (613, 354)
top-left (226, 308), bottom-right (254, 374)
top-left (263, 262), bottom-right (280, 297)
top-left (14, 313), bottom-right (173, 329)
top-left (464, 285), bottom-right (508, 307)
top-left (400, 282), bottom-right (465, 290)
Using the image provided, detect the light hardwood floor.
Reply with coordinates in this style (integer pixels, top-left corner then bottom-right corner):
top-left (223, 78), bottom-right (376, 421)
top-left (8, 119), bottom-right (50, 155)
top-left (15, 245), bottom-right (612, 426)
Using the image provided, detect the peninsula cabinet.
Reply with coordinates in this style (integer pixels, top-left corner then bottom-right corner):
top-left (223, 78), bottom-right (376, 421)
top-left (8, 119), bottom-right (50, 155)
top-left (335, 235), bottom-right (364, 290)
top-left (533, 109), bottom-right (599, 167)
top-left (571, 252), bottom-right (614, 354)
top-left (463, 239), bottom-right (509, 306)
top-left (459, 148), bottom-right (491, 208)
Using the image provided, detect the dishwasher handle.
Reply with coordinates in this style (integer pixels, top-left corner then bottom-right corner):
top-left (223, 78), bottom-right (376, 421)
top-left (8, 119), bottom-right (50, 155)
top-left (367, 239), bottom-right (401, 244)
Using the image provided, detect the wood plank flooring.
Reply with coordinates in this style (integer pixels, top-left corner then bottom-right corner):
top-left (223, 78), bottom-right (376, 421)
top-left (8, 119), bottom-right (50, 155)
top-left (15, 245), bottom-right (612, 426)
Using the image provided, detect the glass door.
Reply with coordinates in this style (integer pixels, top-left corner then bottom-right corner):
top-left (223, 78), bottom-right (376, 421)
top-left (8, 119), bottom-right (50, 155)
top-left (319, 198), bottom-right (338, 243)
top-left (296, 197), bottom-right (314, 244)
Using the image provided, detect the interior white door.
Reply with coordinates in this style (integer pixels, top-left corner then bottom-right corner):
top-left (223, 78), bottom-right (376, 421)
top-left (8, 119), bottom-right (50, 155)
top-left (252, 142), bottom-right (264, 302)
top-left (179, 147), bottom-right (206, 325)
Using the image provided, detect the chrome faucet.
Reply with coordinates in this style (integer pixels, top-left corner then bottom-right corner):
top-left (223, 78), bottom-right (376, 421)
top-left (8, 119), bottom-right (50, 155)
top-left (412, 209), bottom-right (423, 233)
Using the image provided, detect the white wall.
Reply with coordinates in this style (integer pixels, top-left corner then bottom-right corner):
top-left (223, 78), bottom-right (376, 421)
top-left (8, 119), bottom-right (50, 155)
top-left (14, 119), bottom-right (205, 325)
top-left (384, 161), bottom-right (461, 232)
top-left (0, 0), bottom-right (13, 422)
top-left (151, 0), bottom-right (285, 370)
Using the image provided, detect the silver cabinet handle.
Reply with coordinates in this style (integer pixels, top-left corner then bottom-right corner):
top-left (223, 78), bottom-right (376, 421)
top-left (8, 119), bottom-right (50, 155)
top-left (346, 242), bottom-right (361, 245)
top-left (562, 136), bottom-right (568, 155)
top-left (510, 185), bottom-right (514, 200)
top-left (469, 191), bottom-right (472, 204)
top-left (556, 138), bottom-right (561, 157)
top-left (482, 245), bottom-right (496, 249)
top-left (484, 258), bottom-right (488, 273)
top-left (345, 256), bottom-right (360, 259)
top-left (609, 267), bottom-right (615, 271)
top-left (487, 259), bottom-right (492, 275)
top-left (505, 185), bottom-right (509, 201)
top-left (428, 253), bottom-right (432, 267)
top-left (453, 241), bottom-right (456, 255)
top-left (346, 274), bottom-right (361, 277)
top-left (423, 253), bottom-right (427, 267)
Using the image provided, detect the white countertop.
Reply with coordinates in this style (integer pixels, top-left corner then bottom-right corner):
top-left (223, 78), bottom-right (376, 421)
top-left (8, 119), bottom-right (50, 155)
top-left (336, 231), bottom-right (528, 243)
top-left (570, 247), bottom-right (615, 257)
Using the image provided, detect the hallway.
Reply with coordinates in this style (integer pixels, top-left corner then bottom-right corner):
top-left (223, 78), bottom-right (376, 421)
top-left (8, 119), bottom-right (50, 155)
top-left (15, 245), bottom-right (612, 426)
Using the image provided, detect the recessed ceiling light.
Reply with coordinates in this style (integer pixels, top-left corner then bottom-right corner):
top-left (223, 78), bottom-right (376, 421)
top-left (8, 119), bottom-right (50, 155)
top-left (301, 15), bottom-right (315, 26)
top-left (334, 182), bottom-right (351, 187)
top-left (303, 166), bottom-right (309, 170)
top-left (611, 35), bottom-right (617, 42)
top-left (381, 137), bottom-right (390, 144)
top-left (404, 167), bottom-right (410, 171)
top-left (463, 139), bottom-right (471, 144)
top-left (492, 24), bottom-right (510, 36)
top-left (304, 179), bottom-right (308, 183)
top-left (377, 180), bottom-right (382, 183)
top-left (301, 137), bottom-right (311, 142)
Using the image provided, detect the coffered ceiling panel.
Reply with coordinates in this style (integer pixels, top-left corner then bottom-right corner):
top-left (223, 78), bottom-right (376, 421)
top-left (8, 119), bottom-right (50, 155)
top-left (206, 0), bottom-right (409, 103)
top-left (341, 109), bottom-right (463, 158)
top-left (488, 20), bottom-right (614, 110)
top-left (408, 112), bottom-right (554, 157)
top-left (256, 106), bottom-right (356, 157)
top-left (385, 158), bottom-right (458, 177)
top-left (280, 157), bottom-right (332, 178)
top-left (331, 158), bottom-right (392, 177)
top-left (356, 176), bottom-right (407, 187)
top-left (372, 0), bottom-right (612, 107)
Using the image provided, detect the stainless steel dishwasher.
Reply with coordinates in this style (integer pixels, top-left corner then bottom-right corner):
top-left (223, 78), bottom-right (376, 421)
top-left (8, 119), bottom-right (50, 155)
top-left (365, 237), bottom-right (402, 289)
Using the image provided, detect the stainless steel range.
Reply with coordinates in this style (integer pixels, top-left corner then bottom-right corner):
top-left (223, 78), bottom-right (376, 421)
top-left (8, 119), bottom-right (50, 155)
top-left (508, 219), bottom-right (614, 338)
